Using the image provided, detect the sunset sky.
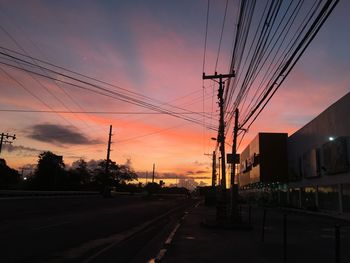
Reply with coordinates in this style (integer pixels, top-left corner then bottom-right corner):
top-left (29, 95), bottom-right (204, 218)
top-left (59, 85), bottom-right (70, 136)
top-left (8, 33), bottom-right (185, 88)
top-left (0, 0), bottom-right (349, 186)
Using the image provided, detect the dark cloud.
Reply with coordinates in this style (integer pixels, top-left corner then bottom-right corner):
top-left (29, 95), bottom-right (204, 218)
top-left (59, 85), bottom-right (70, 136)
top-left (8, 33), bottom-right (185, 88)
top-left (187, 176), bottom-right (209, 180)
top-left (2, 144), bottom-right (42, 156)
top-left (186, 170), bottom-right (208, 175)
top-left (193, 160), bottom-right (210, 166)
top-left (195, 170), bottom-right (207, 174)
top-left (27, 124), bottom-right (101, 146)
top-left (137, 171), bottom-right (209, 180)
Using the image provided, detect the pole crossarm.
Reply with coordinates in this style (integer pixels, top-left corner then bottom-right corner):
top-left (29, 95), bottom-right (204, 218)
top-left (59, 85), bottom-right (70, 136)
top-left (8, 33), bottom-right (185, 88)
top-left (202, 72), bottom-right (235, 80)
top-left (0, 132), bottom-right (16, 155)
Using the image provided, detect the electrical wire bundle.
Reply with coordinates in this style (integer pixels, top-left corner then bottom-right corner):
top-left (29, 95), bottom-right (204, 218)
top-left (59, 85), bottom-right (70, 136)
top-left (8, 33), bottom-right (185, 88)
top-left (223, 0), bottom-right (339, 148)
top-left (0, 47), bottom-right (218, 131)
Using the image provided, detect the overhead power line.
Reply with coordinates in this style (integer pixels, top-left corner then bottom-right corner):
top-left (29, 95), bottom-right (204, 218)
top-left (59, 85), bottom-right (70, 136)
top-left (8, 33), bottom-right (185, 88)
top-left (214, 0), bottom-right (229, 71)
top-left (0, 50), bottom-right (218, 131)
top-left (0, 46), bottom-right (208, 120)
top-left (0, 109), bottom-right (212, 115)
top-left (221, 0), bottom-right (339, 141)
top-left (0, 25), bottom-right (96, 132)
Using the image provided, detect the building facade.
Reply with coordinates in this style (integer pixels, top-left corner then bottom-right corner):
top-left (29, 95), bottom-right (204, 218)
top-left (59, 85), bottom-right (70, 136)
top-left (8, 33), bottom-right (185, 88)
top-left (288, 92), bottom-right (350, 213)
top-left (239, 92), bottom-right (350, 214)
top-left (239, 133), bottom-right (288, 188)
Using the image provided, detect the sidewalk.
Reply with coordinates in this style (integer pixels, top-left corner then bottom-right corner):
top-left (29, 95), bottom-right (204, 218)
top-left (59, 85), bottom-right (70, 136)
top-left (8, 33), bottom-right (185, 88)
top-left (161, 203), bottom-right (350, 263)
top-left (162, 204), bottom-right (279, 263)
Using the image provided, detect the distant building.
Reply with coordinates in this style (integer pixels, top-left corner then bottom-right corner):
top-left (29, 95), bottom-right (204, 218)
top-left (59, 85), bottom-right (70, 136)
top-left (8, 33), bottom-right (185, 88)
top-left (239, 133), bottom-right (288, 188)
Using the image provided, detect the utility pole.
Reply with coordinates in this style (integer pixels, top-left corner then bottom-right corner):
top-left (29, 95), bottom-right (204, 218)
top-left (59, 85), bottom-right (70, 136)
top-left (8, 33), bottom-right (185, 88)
top-left (203, 72), bottom-right (235, 190)
top-left (230, 108), bottom-right (240, 221)
top-left (105, 125), bottom-right (112, 175)
top-left (212, 151), bottom-right (216, 187)
top-left (204, 151), bottom-right (217, 187)
top-left (0, 133), bottom-right (16, 156)
top-left (152, 163), bottom-right (155, 183)
top-left (218, 157), bottom-right (221, 185)
top-left (203, 72), bottom-right (235, 219)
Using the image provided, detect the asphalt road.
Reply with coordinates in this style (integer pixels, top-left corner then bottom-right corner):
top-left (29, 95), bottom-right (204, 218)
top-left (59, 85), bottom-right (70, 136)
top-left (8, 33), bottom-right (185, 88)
top-left (0, 194), bottom-right (194, 263)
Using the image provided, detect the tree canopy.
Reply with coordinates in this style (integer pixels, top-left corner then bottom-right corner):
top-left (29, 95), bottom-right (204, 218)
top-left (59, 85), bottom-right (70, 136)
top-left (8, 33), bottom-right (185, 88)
top-left (93, 159), bottom-right (138, 187)
top-left (0, 158), bottom-right (20, 188)
top-left (33, 151), bottom-right (66, 187)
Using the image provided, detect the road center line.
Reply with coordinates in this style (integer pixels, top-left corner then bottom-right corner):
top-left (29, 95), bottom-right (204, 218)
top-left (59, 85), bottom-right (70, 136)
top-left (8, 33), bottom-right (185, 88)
top-left (52, 202), bottom-right (191, 263)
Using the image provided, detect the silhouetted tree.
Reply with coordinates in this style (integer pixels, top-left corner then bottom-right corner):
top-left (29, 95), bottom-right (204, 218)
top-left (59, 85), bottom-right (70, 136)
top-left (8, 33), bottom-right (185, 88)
top-left (93, 160), bottom-right (116, 187)
top-left (33, 151), bottom-right (66, 188)
top-left (68, 159), bottom-right (91, 185)
top-left (93, 159), bottom-right (138, 188)
top-left (145, 182), bottom-right (161, 194)
top-left (0, 158), bottom-right (20, 188)
top-left (115, 164), bottom-right (138, 184)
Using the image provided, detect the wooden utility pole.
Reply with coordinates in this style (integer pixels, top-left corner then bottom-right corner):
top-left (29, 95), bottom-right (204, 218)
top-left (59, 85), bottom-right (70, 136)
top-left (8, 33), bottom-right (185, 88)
top-left (204, 151), bottom-right (217, 187)
top-left (105, 125), bottom-right (112, 175)
top-left (218, 157), bottom-right (221, 185)
top-left (203, 72), bottom-right (235, 219)
top-left (230, 108), bottom-right (240, 221)
top-left (212, 151), bottom-right (216, 187)
top-left (203, 73), bottom-right (235, 190)
top-left (0, 133), bottom-right (16, 156)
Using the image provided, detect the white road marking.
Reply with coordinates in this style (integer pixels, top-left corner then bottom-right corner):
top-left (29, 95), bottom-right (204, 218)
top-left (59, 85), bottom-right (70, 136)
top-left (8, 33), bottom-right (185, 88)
top-left (53, 203), bottom-right (190, 263)
top-left (155, 249), bottom-right (167, 262)
top-left (165, 223), bottom-right (181, 246)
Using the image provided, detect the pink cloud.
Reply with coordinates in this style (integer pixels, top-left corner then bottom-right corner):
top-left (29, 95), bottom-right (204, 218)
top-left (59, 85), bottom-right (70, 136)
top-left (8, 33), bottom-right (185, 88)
top-left (129, 10), bottom-right (219, 104)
